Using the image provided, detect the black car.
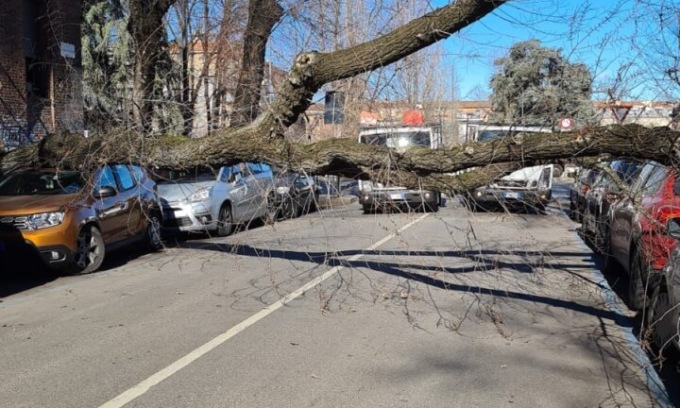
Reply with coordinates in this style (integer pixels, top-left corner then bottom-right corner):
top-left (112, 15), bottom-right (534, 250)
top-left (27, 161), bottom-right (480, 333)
top-left (569, 166), bottom-right (602, 222)
top-left (582, 159), bottom-right (642, 250)
top-left (267, 171), bottom-right (318, 220)
top-left (645, 221), bottom-right (680, 361)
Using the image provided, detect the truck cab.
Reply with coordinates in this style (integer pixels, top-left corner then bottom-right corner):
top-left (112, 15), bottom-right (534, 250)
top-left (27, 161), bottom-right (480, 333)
top-left (357, 124), bottom-right (442, 213)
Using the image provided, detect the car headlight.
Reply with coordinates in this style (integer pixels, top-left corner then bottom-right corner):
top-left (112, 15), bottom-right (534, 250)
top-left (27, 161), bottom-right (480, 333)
top-left (23, 211), bottom-right (65, 230)
top-left (276, 186), bottom-right (290, 195)
top-left (187, 188), bottom-right (210, 202)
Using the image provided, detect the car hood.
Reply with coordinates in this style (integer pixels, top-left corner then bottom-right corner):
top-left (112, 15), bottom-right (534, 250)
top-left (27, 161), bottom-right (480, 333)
top-left (157, 180), bottom-right (215, 203)
top-left (0, 194), bottom-right (81, 215)
top-left (491, 165), bottom-right (553, 189)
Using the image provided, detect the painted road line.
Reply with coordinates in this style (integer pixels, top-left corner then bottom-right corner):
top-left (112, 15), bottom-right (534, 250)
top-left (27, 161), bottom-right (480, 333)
top-left (98, 213), bottom-right (430, 408)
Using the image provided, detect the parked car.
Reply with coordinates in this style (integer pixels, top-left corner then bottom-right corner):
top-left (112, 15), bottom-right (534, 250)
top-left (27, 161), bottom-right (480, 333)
top-left (468, 164), bottom-right (553, 213)
top-left (645, 231), bottom-right (680, 361)
top-left (267, 170), bottom-right (318, 220)
top-left (317, 177), bottom-right (360, 198)
top-left (569, 166), bottom-right (602, 222)
top-left (607, 161), bottom-right (680, 310)
top-left (0, 164), bottom-right (162, 274)
top-left (582, 159), bottom-right (642, 250)
top-left (157, 162), bottom-right (273, 237)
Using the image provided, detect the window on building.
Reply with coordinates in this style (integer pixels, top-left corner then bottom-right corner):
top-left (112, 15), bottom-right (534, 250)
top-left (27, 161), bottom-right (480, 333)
top-left (26, 58), bottom-right (49, 98)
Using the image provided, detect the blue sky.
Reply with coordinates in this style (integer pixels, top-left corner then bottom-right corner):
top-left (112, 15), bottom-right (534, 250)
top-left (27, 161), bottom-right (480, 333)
top-left (436, 0), bottom-right (671, 101)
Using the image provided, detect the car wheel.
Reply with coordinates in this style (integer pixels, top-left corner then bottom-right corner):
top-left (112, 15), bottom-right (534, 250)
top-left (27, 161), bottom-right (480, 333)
top-left (599, 226), bottom-right (616, 274)
top-left (535, 203), bottom-right (546, 215)
top-left (69, 226), bottom-right (105, 274)
top-left (266, 195), bottom-right (279, 222)
top-left (628, 249), bottom-right (647, 310)
top-left (646, 283), bottom-right (680, 360)
top-left (281, 196), bottom-right (295, 219)
top-left (145, 212), bottom-right (163, 251)
top-left (217, 204), bottom-right (234, 237)
top-left (362, 205), bottom-right (372, 214)
top-left (426, 202), bottom-right (439, 213)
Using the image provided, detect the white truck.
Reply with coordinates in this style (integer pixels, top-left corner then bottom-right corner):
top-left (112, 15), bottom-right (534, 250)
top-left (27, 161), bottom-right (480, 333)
top-left (357, 124), bottom-right (442, 213)
top-left (466, 124), bottom-right (554, 213)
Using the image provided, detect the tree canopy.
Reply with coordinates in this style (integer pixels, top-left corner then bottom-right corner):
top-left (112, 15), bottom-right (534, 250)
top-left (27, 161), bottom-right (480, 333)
top-left (489, 40), bottom-right (595, 128)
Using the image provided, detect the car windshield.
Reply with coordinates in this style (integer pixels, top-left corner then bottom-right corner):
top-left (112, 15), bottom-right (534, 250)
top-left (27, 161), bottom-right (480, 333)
top-left (478, 130), bottom-right (515, 142)
top-left (0, 170), bottom-right (85, 196)
top-left (156, 170), bottom-right (215, 184)
top-left (359, 131), bottom-right (431, 148)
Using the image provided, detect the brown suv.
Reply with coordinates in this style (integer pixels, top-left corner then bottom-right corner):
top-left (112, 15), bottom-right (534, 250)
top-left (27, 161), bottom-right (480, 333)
top-left (0, 164), bottom-right (162, 274)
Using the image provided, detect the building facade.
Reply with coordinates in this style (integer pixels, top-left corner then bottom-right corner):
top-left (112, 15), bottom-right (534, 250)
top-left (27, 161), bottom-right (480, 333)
top-left (0, 0), bottom-right (83, 150)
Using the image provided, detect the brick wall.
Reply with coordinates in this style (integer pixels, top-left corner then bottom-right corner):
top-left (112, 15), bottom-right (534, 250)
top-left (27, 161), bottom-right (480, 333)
top-left (0, 0), bottom-right (82, 150)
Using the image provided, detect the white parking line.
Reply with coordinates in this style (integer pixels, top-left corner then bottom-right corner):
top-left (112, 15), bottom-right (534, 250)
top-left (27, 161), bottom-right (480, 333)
top-left (98, 213), bottom-right (429, 408)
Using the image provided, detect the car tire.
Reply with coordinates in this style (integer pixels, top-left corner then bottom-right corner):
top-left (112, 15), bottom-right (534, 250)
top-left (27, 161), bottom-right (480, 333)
top-left (628, 249), bottom-right (648, 310)
top-left (281, 196), bottom-right (295, 219)
top-left (68, 226), bottom-right (105, 274)
top-left (145, 212), bottom-right (163, 251)
top-left (646, 283), bottom-right (680, 360)
top-left (599, 226), bottom-right (616, 275)
top-left (535, 203), bottom-right (546, 215)
top-left (217, 204), bottom-right (234, 237)
top-left (426, 202), bottom-right (439, 213)
top-left (362, 205), bottom-right (372, 214)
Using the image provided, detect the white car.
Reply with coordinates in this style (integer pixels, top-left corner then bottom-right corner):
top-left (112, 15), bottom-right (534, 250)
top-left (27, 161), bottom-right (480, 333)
top-left (157, 163), bottom-right (273, 236)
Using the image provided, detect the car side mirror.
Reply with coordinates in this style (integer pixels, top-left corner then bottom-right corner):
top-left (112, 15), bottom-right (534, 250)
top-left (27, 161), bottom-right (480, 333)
top-left (93, 185), bottom-right (117, 199)
top-left (674, 178), bottom-right (680, 196)
top-left (668, 218), bottom-right (680, 239)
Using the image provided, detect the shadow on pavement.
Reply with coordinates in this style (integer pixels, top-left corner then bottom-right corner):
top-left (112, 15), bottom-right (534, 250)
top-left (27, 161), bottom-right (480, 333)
top-left (183, 241), bottom-right (632, 327)
top-left (578, 227), bottom-right (680, 407)
top-left (0, 259), bottom-right (57, 298)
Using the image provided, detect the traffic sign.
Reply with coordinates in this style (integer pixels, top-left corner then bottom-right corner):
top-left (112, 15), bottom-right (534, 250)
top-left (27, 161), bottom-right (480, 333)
top-left (559, 117), bottom-right (574, 130)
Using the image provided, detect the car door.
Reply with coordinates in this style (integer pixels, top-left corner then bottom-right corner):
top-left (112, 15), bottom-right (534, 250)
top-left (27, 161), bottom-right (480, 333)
top-left (222, 164), bottom-right (251, 222)
top-left (112, 164), bottom-right (145, 239)
top-left (610, 162), bottom-right (656, 267)
top-left (249, 163), bottom-right (273, 219)
top-left (91, 165), bottom-right (127, 244)
top-left (242, 163), bottom-right (267, 220)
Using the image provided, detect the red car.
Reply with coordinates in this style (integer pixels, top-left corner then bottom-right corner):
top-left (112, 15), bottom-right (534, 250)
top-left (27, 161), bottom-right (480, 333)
top-left (607, 161), bottom-right (680, 310)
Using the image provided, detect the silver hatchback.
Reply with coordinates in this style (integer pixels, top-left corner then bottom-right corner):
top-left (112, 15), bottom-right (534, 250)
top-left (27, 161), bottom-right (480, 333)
top-left (157, 163), bottom-right (273, 236)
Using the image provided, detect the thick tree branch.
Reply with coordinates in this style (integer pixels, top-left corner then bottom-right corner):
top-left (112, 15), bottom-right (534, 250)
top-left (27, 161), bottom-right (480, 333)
top-left (231, 0), bottom-right (284, 126)
top-left (256, 0), bottom-right (509, 137)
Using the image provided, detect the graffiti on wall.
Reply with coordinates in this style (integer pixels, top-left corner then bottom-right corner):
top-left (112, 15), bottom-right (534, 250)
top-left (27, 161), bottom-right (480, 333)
top-left (0, 124), bottom-right (35, 152)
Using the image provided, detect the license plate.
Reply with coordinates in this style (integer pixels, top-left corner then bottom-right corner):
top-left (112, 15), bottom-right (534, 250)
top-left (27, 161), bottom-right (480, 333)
top-left (504, 192), bottom-right (520, 199)
top-left (390, 193), bottom-right (403, 200)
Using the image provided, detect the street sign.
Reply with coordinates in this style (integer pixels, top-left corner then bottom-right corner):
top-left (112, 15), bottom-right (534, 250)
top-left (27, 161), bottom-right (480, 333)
top-left (559, 117), bottom-right (574, 130)
top-left (60, 42), bottom-right (76, 59)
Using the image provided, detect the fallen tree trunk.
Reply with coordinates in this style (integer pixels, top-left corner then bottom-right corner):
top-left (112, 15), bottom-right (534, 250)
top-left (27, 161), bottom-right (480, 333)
top-left (2, 0), bottom-right (679, 194)
top-left (1, 124), bottom-right (678, 193)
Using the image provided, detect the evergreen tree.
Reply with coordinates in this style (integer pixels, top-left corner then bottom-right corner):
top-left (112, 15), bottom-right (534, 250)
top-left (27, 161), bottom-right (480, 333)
top-left (489, 40), bottom-right (595, 128)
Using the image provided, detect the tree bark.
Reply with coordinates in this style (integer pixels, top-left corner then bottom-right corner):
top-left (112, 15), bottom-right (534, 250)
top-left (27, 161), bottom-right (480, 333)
top-left (230, 0), bottom-right (284, 126)
top-left (128, 0), bottom-right (176, 133)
